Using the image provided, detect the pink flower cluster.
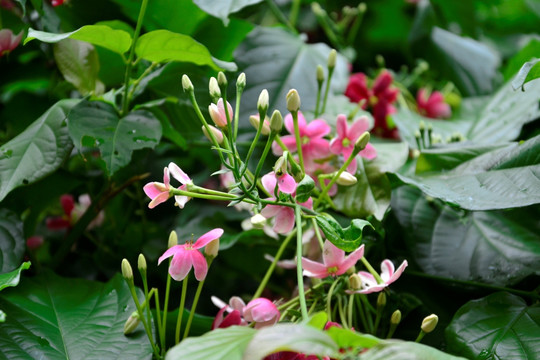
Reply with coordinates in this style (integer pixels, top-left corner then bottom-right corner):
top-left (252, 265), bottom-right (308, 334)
top-left (416, 89), bottom-right (451, 119)
top-left (211, 296), bottom-right (280, 329)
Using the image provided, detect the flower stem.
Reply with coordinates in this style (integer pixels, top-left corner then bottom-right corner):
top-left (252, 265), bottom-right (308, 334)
top-left (175, 276), bottom-right (189, 344)
top-left (321, 68), bottom-right (334, 115)
top-left (183, 260), bottom-right (212, 339)
top-left (360, 257), bottom-right (384, 284)
top-left (311, 218), bottom-right (325, 250)
top-left (152, 288), bottom-right (165, 357)
top-left (127, 284), bottom-right (160, 358)
top-left (161, 265), bottom-right (172, 350)
top-left (326, 278), bottom-right (340, 322)
top-left (314, 149), bottom-right (356, 208)
top-left (291, 110), bottom-right (305, 173)
top-left (295, 205), bottom-right (309, 320)
top-left (264, 0), bottom-right (296, 32)
top-left (248, 133), bottom-right (276, 192)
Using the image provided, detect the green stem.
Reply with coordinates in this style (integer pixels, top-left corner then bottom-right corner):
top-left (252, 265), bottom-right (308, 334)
top-left (291, 111), bottom-right (305, 173)
top-left (252, 229), bottom-right (297, 300)
top-left (326, 279), bottom-right (340, 322)
top-left (355, 295), bottom-right (369, 332)
top-left (337, 296), bottom-right (348, 328)
top-left (311, 218), bottom-right (325, 250)
top-left (127, 62), bottom-right (158, 104)
top-left (360, 257), bottom-right (384, 285)
top-left (153, 288), bottom-right (165, 357)
top-left (242, 107), bottom-right (268, 177)
top-left (321, 67), bottom-right (334, 115)
top-left (122, 0), bottom-right (149, 116)
top-left (289, 0), bottom-right (301, 27)
top-left (346, 5), bottom-right (365, 45)
top-left (175, 276), bottom-right (189, 344)
top-left (265, 0), bottom-right (296, 32)
top-left (314, 79), bottom-right (323, 118)
top-left (128, 285), bottom-right (160, 357)
top-left (295, 206), bottom-right (308, 320)
top-left (360, 295), bottom-right (374, 333)
top-left (183, 260), bottom-right (212, 339)
top-left (170, 188), bottom-right (239, 202)
top-left (347, 294), bottom-right (355, 330)
top-left (161, 266), bottom-right (172, 350)
top-left (314, 149), bottom-right (356, 209)
top-left (277, 282), bottom-right (324, 311)
top-left (248, 134), bottom-right (276, 192)
top-left (415, 330), bottom-right (426, 343)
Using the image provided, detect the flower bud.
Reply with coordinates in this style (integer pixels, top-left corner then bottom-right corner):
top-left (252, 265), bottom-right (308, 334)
top-left (414, 130), bottom-right (421, 139)
top-left (121, 259), bottom-right (133, 282)
top-left (209, 77), bottom-right (221, 99)
top-left (202, 125), bottom-right (224, 144)
top-left (286, 89), bottom-right (301, 112)
top-left (336, 172), bottom-right (357, 186)
top-left (209, 99), bottom-right (233, 128)
top-left (328, 49), bottom-right (337, 69)
top-left (218, 71), bottom-right (227, 87)
top-left (358, 3), bottom-right (367, 13)
top-left (137, 254), bottom-right (147, 273)
top-left (182, 74), bottom-right (194, 92)
top-left (250, 214), bottom-right (267, 229)
top-left (419, 120), bottom-right (425, 132)
top-left (124, 311), bottom-right (140, 335)
top-left (237, 72), bottom-right (246, 91)
top-left (270, 110), bottom-right (283, 133)
top-left (353, 131), bottom-right (370, 154)
top-left (316, 65), bottom-right (325, 83)
top-left (274, 156), bottom-right (287, 176)
top-left (204, 238), bottom-right (220, 258)
top-left (249, 115), bottom-right (271, 136)
top-left (391, 310), bottom-right (401, 325)
top-left (349, 273), bottom-right (362, 290)
top-left (421, 314), bottom-right (438, 333)
top-left (168, 230), bottom-right (178, 248)
top-left (377, 292), bottom-right (386, 309)
top-left (257, 89), bottom-right (269, 114)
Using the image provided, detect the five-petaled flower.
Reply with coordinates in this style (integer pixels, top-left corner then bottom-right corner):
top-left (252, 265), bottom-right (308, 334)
top-left (416, 88), bottom-right (451, 119)
top-left (302, 240), bottom-right (365, 278)
top-left (346, 259), bottom-right (408, 294)
top-left (143, 162), bottom-right (192, 209)
top-left (329, 115), bottom-right (377, 174)
top-left (158, 228), bottom-right (224, 281)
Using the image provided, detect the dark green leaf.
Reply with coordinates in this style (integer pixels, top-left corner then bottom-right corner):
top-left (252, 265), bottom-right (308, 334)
top-left (54, 39), bottom-right (105, 95)
top-left (446, 292), bottom-right (540, 360)
top-left (503, 39), bottom-right (540, 81)
top-left (135, 30), bottom-right (236, 71)
top-left (315, 214), bottom-right (372, 252)
top-left (390, 135), bottom-right (540, 210)
top-left (359, 340), bottom-right (467, 360)
top-left (512, 59), bottom-right (540, 90)
top-left (0, 272), bottom-right (152, 359)
top-left (193, 0), bottom-right (263, 26)
top-left (296, 174), bottom-right (315, 203)
top-left (25, 25), bottom-right (132, 54)
top-left (235, 27), bottom-right (349, 118)
top-left (165, 326), bottom-right (255, 360)
top-left (67, 100), bottom-right (162, 176)
top-left (0, 99), bottom-right (78, 201)
top-left (326, 327), bottom-right (379, 349)
top-left (391, 186), bottom-right (540, 285)
top-left (0, 209), bottom-right (24, 274)
top-left (0, 261), bottom-right (30, 291)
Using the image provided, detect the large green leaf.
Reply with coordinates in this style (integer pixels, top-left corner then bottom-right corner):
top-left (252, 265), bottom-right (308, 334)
top-left (0, 210), bottom-right (24, 274)
top-left (315, 215), bottom-right (373, 252)
top-left (334, 142), bottom-right (409, 220)
top-left (234, 27), bottom-right (349, 118)
top-left (359, 340), bottom-right (467, 360)
top-left (135, 30), bottom-right (236, 71)
top-left (25, 25), bottom-right (132, 55)
top-left (165, 326), bottom-right (255, 360)
top-left (67, 100), bottom-right (162, 176)
top-left (0, 261), bottom-right (30, 291)
top-left (0, 272), bottom-right (152, 359)
top-left (193, 0), bottom-right (263, 26)
top-left (54, 39), bottom-right (105, 95)
top-left (0, 99), bottom-right (79, 202)
top-left (390, 135), bottom-right (540, 210)
top-left (512, 59), bottom-right (540, 90)
top-left (391, 186), bottom-right (540, 285)
top-left (446, 292), bottom-right (540, 360)
top-left (503, 38), bottom-right (540, 81)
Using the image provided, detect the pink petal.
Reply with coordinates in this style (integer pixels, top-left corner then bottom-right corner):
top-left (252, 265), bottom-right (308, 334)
top-left (211, 296), bottom-right (230, 311)
top-left (244, 298), bottom-right (279, 322)
top-left (329, 137), bottom-right (344, 155)
top-left (144, 182), bottom-right (165, 199)
top-left (380, 259), bottom-right (395, 282)
top-left (417, 88), bottom-right (428, 107)
top-left (359, 143), bottom-right (377, 160)
top-left (262, 172), bottom-right (278, 194)
top-left (305, 119), bottom-right (331, 138)
top-left (174, 194), bottom-right (190, 208)
top-left (322, 240), bottom-right (345, 267)
top-left (60, 195), bottom-right (75, 216)
top-left (193, 228), bottom-right (224, 249)
top-left (163, 167), bottom-right (170, 188)
top-left (168, 162), bottom-right (191, 184)
top-left (284, 112), bottom-right (307, 135)
top-left (277, 173), bottom-right (296, 194)
top-left (261, 204), bottom-right (282, 218)
top-left (299, 197), bottom-right (313, 210)
top-left (149, 191), bottom-right (170, 208)
top-left (348, 116), bottom-right (370, 141)
top-left (429, 102), bottom-right (451, 118)
top-left (335, 115), bottom-right (347, 139)
top-left (212, 306), bottom-right (227, 329)
top-left (302, 257), bottom-right (329, 278)
top-left (304, 138), bottom-right (330, 159)
top-left (337, 245), bottom-right (365, 275)
top-left (387, 260), bottom-right (408, 284)
top-left (158, 245), bottom-right (183, 265)
top-left (169, 250), bottom-right (193, 281)
top-left (229, 296), bottom-right (246, 313)
top-left (273, 207), bottom-right (295, 234)
top-left (280, 135), bottom-right (299, 153)
top-left (191, 250), bottom-right (209, 281)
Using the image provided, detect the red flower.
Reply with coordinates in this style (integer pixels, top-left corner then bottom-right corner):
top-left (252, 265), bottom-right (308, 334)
top-left (0, 29), bottom-right (22, 57)
top-left (416, 89), bottom-right (451, 119)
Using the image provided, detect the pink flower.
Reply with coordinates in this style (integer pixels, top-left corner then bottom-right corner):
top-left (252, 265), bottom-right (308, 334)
top-left (143, 162), bottom-right (192, 209)
top-left (345, 71), bottom-right (399, 139)
top-left (260, 172), bottom-right (312, 234)
top-left (329, 115), bottom-right (377, 174)
top-left (211, 296), bottom-right (248, 329)
top-left (302, 240), bottom-right (364, 278)
top-left (158, 228), bottom-right (224, 281)
top-left (46, 194), bottom-right (103, 230)
top-left (416, 89), bottom-right (451, 119)
top-left (264, 171), bottom-right (297, 195)
top-left (208, 99), bottom-right (233, 128)
top-left (346, 259), bottom-right (408, 294)
top-left (26, 236), bottom-right (44, 250)
top-left (51, 0), bottom-right (65, 6)
top-left (272, 112), bottom-right (331, 163)
top-left (243, 298), bottom-right (280, 329)
top-left (0, 29), bottom-right (22, 57)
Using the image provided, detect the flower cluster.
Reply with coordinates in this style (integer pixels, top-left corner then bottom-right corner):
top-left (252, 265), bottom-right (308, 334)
top-left (211, 296), bottom-right (280, 329)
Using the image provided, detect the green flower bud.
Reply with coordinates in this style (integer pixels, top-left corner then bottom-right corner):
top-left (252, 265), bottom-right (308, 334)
top-left (204, 238), bottom-right (220, 258)
top-left (421, 314), bottom-right (438, 333)
top-left (353, 131), bottom-right (370, 154)
top-left (250, 214), bottom-right (267, 229)
top-left (377, 292), bottom-right (386, 309)
top-left (209, 77), bottom-right (221, 99)
top-left (124, 311), bottom-right (141, 335)
top-left (349, 273), bottom-right (362, 290)
top-left (137, 254), bottom-right (147, 273)
top-left (249, 115), bottom-right (270, 136)
top-left (328, 49), bottom-right (337, 69)
top-left (419, 120), bottom-right (426, 132)
top-left (258, 89), bottom-right (269, 114)
top-left (218, 72), bottom-right (227, 87)
top-left (168, 230), bottom-right (178, 248)
top-left (391, 310), bottom-right (401, 325)
top-left (270, 110), bottom-right (283, 133)
top-left (121, 259), bottom-right (133, 282)
top-left (358, 3), bottom-right (367, 13)
top-left (181, 74), bottom-right (194, 92)
top-left (316, 65), bottom-right (325, 83)
top-left (286, 89), bottom-right (301, 112)
top-left (274, 156), bottom-right (287, 176)
top-left (237, 72), bottom-right (246, 91)
top-left (336, 172), bottom-right (357, 186)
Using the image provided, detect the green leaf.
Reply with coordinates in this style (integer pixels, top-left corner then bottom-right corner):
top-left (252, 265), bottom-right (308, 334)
top-left (326, 327), bottom-right (379, 349)
top-left (67, 100), bottom-right (162, 176)
top-left (0, 99), bottom-right (79, 202)
top-left (0, 209), bottom-right (24, 274)
top-left (0, 272), bottom-right (152, 359)
top-left (243, 324), bottom-right (338, 359)
top-left (512, 59), bottom-right (540, 90)
top-left (315, 214), bottom-right (372, 252)
top-left (446, 292), bottom-right (540, 360)
top-left (235, 27), bottom-right (349, 118)
top-left (306, 311), bottom-right (328, 330)
top-left (359, 340), bottom-right (467, 360)
top-left (193, 0), bottom-right (263, 26)
top-left (53, 39), bottom-right (105, 95)
top-left (0, 261), bottom-right (30, 291)
top-left (165, 326), bottom-right (256, 360)
top-left (391, 186), bottom-right (540, 285)
top-left (25, 25), bottom-right (132, 55)
top-left (334, 142), bottom-right (409, 220)
top-left (295, 174), bottom-right (315, 203)
top-left (503, 39), bottom-right (540, 81)
top-left (390, 135), bottom-right (540, 210)
top-left (135, 30), bottom-right (236, 71)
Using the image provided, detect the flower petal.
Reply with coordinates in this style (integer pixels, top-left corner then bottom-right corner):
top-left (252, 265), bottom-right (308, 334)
top-left (163, 167), bottom-right (170, 188)
top-left (335, 115), bottom-right (347, 139)
top-left (387, 260), bottom-right (408, 284)
top-left (158, 245), bottom-right (182, 265)
top-left (191, 250), bottom-right (209, 281)
top-left (261, 204), bottom-right (281, 218)
top-left (304, 138), bottom-right (330, 159)
top-left (193, 228), bottom-right (224, 249)
top-left (359, 143), bottom-right (377, 160)
top-left (329, 137), bottom-right (343, 155)
top-left (348, 116), bottom-right (370, 140)
top-left (168, 162), bottom-right (191, 184)
top-left (322, 240), bottom-right (345, 268)
top-left (302, 257), bottom-right (329, 278)
top-left (174, 194), bottom-right (190, 208)
top-left (262, 172), bottom-right (278, 194)
top-left (169, 250), bottom-right (192, 281)
top-left (149, 191), bottom-right (170, 208)
top-left (277, 173), bottom-right (296, 194)
top-left (380, 259), bottom-right (395, 282)
top-left (273, 207), bottom-right (295, 234)
top-left (336, 245), bottom-right (365, 276)
top-left (305, 119), bottom-right (331, 138)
